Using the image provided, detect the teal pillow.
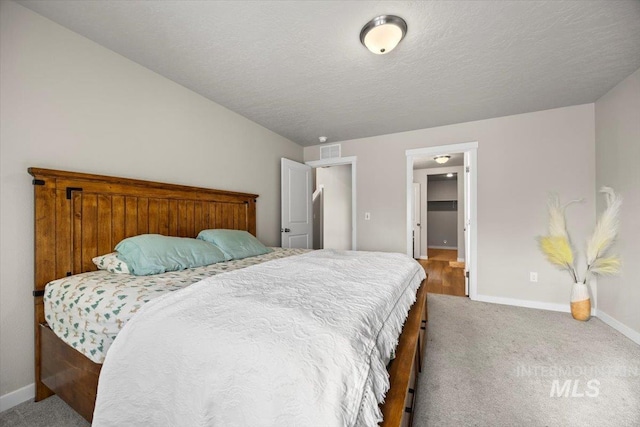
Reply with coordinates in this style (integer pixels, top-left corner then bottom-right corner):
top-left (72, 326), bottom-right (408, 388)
top-left (197, 229), bottom-right (272, 260)
top-left (115, 234), bottom-right (230, 276)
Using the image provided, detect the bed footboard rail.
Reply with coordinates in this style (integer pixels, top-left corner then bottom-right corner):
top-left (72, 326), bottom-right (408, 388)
top-left (380, 278), bottom-right (428, 427)
top-left (40, 325), bottom-right (101, 421)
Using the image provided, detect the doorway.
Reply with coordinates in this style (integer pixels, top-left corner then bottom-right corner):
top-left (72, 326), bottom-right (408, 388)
top-left (280, 157), bottom-right (356, 250)
top-left (313, 164), bottom-right (352, 250)
top-left (421, 169), bottom-right (464, 296)
top-left (306, 157), bottom-right (356, 250)
top-left (406, 142), bottom-right (478, 299)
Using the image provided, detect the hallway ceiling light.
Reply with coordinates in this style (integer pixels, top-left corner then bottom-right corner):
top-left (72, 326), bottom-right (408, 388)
top-left (446, 173), bottom-right (454, 178)
top-left (360, 15), bottom-right (407, 55)
top-left (434, 155), bottom-right (451, 164)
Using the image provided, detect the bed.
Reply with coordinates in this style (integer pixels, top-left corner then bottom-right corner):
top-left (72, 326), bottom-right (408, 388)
top-left (29, 167), bottom-right (428, 426)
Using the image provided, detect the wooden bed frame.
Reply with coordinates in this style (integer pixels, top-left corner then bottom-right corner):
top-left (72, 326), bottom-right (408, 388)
top-left (29, 167), bottom-right (427, 426)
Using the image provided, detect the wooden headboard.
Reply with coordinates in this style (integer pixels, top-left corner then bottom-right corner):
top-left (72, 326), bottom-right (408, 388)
top-left (29, 167), bottom-right (257, 319)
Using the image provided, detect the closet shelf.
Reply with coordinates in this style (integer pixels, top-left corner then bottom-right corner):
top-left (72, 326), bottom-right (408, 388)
top-left (427, 200), bottom-right (458, 211)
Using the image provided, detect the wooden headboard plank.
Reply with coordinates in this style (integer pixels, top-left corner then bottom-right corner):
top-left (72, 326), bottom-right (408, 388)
top-left (55, 192), bottom-right (72, 281)
top-left (50, 179), bottom-right (251, 204)
top-left (29, 167), bottom-right (258, 200)
top-left (34, 179), bottom-right (57, 291)
top-left (97, 195), bottom-right (112, 256)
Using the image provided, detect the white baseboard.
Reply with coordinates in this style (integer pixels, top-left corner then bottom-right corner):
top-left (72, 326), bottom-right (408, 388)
top-left (596, 310), bottom-right (640, 345)
top-left (474, 294), bottom-right (597, 316)
top-left (456, 257), bottom-right (465, 262)
top-left (427, 246), bottom-right (457, 250)
top-left (0, 382), bottom-right (34, 412)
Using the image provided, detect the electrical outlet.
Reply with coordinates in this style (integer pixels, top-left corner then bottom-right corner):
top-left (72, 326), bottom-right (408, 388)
top-left (364, 212), bottom-right (371, 220)
top-left (530, 272), bottom-right (538, 282)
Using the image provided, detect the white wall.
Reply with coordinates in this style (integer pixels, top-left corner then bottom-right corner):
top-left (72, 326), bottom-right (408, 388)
top-left (594, 67), bottom-right (640, 339)
top-left (0, 1), bottom-right (302, 399)
top-left (427, 179), bottom-right (458, 201)
top-left (316, 165), bottom-right (352, 250)
top-left (427, 211), bottom-right (457, 249)
top-left (305, 104), bottom-right (596, 307)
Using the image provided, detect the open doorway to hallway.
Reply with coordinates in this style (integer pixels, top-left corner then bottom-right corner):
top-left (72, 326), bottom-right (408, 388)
top-left (312, 164), bottom-right (352, 250)
top-left (305, 156), bottom-right (357, 250)
top-left (406, 142), bottom-right (478, 299)
top-left (413, 155), bottom-right (465, 296)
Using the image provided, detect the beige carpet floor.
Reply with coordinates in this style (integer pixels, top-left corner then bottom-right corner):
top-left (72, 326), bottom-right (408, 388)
top-left (413, 294), bottom-right (640, 426)
top-left (1, 294), bottom-right (638, 426)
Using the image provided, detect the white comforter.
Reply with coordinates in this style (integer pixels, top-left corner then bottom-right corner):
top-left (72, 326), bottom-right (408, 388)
top-left (93, 250), bottom-right (425, 427)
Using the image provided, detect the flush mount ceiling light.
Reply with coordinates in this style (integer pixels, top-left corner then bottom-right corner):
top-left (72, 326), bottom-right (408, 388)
top-left (446, 173), bottom-right (454, 178)
top-left (360, 15), bottom-right (407, 55)
top-left (434, 155), bottom-right (451, 164)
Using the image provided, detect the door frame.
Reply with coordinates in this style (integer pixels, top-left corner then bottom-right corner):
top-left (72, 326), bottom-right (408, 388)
top-left (305, 156), bottom-right (357, 250)
top-left (412, 182), bottom-right (421, 258)
top-left (406, 142), bottom-right (478, 299)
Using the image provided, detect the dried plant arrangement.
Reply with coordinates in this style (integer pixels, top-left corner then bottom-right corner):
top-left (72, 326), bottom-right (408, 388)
top-left (538, 187), bottom-right (622, 320)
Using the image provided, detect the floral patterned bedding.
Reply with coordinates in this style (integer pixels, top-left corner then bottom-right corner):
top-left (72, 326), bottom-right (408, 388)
top-left (44, 248), bottom-right (310, 363)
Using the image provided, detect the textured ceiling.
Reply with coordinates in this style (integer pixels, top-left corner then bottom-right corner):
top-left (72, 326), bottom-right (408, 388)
top-left (18, 1), bottom-right (640, 147)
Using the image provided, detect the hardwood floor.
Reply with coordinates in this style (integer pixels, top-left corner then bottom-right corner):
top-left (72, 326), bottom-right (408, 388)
top-left (417, 249), bottom-right (466, 297)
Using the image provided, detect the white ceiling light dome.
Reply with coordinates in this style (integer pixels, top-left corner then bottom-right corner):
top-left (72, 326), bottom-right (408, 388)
top-left (434, 155), bottom-right (451, 164)
top-left (360, 15), bottom-right (407, 55)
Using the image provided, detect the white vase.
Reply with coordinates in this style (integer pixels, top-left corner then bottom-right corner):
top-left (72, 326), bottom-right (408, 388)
top-left (570, 282), bottom-right (591, 321)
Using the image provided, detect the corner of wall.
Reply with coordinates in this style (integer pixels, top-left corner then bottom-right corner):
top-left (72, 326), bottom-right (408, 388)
top-left (594, 67), bottom-right (640, 341)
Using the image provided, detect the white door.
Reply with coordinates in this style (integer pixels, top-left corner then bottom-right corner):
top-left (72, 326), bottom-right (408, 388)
top-left (281, 158), bottom-right (313, 248)
top-left (463, 154), bottom-right (471, 296)
top-left (412, 183), bottom-right (421, 258)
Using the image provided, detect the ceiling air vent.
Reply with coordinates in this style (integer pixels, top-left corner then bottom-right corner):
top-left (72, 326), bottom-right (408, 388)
top-left (320, 144), bottom-right (341, 160)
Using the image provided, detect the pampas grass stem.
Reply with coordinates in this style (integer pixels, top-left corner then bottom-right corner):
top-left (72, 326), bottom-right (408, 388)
top-left (538, 188), bottom-right (621, 284)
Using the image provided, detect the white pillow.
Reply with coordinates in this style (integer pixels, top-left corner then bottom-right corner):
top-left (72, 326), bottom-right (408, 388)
top-left (92, 252), bottom-right (131, 274)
